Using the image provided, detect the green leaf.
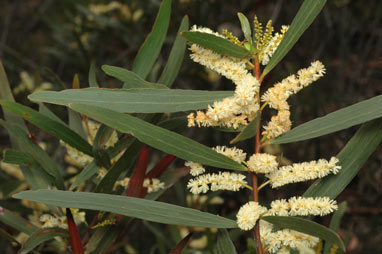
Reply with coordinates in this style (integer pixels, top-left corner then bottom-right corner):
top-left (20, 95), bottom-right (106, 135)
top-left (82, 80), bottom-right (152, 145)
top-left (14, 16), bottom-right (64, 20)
top-left (324, 202), bottom-right (347, 254)
top-left (69, 138), bottom-right (134, 190)
top-left (158, 15), bottom-right (189, 87)
top-left (0, 208), bottom-right (38, 235)
top-left (89, 62), bottom-right (99, 87)
top-left (145, 167), bottom-right (189, 201)
top-left (237, 13), bottom-right (252, 42)
top-left (102, 65), bottom-right (168, 89)
top-left (38, 103), bottom-right (66, 125)
top-left (68, 108), bottom-right (88, 140)
top-left (230, 113), bottom-right (261, 144)
top-left (86, 226), bottom-right (118, 254)
top-left (0, 100), bottom-right (93, 156)
top-left (0, 59), bottom-right (28, 146)
top-left (0, 180), bottom-right (25, 198)
top-left (92, 125), bottom-right (113, 168)
top-left (70, 161), bottom-right (99, 190)
top-left (272, 95), bottom-right (382, 144)
top-left (29, 88), bottom-right (234, 113)
top-left (182, 31), bottom-right (251, 58)
top-left (2, 149), bottom-right (38, 167)
top-left (69, 104), bottom-right (246, 171)
top-left (157, 116), bottom-right (188, 133)
top-left (0, 120), bottom-right (64, 189)
top-left (303, 119), bottom-right (382, 198)
top-left (13, 190), bottom-right (237, 228)
top-left (214, 229), bottom-right (238, 254)
top-left (19, 228), bottom-right (68, 254)
top-left (132, 0), bottom-right (171, 79)
top-left (94, 140), bottom-right (141, 194)
top-left (262, 216), bottom-right (345, 251)
top-left (262, 0), bottom-right (327, 76)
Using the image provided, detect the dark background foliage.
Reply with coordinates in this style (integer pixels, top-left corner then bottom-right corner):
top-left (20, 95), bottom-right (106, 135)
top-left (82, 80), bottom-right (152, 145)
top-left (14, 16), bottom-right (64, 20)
top-left (0, 0), bottom-right (381, 253)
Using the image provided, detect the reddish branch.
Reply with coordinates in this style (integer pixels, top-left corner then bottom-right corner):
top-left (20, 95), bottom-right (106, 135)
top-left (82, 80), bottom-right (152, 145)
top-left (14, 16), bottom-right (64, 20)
top-left (252, 59), bottom-right (265, 254)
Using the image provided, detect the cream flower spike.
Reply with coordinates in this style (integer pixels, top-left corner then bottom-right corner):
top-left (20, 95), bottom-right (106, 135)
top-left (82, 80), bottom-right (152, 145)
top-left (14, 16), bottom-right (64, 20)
top-left (213, 146), bottom-right (247, 163)
top-left (185, 161), bottom-right (206, 176)
top-left (190, 25), bottom-right (225, 38)
top-left (261, 60), bottom-right (326, 110)
top-left (260, 219), bottom-right (320, 254)
top-left (262, 110), bottom-right (291, 140)
top-left (268, 196), bottom-right (338, 216)
top-left (261, 25), bottom-right (289, 65)
top-left (187, 172), bottom-right (247, 194)
top-left (267, 157), bottom-right (341, 188)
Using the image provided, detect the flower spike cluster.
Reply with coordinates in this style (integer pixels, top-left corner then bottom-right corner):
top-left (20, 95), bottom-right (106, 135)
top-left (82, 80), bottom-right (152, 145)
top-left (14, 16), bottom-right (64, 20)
top-left (260, 220), bottom-right (320, 254)
top-left (187, 25), bottom-right (260, 129)
top-left (185, 18), bottom-right (341, 253)
top-left (261, 60), bottom-right (326, 140)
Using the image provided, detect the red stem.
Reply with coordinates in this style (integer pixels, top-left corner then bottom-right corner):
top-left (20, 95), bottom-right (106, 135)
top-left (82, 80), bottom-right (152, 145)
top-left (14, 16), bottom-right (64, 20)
top-left (252, 59), bottom-right (265, 254)
top-left (66, 208), bottom-right (84, 254)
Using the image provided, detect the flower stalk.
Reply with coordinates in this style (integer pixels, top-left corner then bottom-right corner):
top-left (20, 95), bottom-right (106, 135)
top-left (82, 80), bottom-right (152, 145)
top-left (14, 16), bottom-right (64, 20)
top-left (252, 58), bottom-right (265, 254)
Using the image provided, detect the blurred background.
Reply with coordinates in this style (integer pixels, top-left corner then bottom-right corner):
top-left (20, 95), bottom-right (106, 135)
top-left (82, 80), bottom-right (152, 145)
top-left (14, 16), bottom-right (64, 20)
top-left (0, 0), bottom-right (381, 253)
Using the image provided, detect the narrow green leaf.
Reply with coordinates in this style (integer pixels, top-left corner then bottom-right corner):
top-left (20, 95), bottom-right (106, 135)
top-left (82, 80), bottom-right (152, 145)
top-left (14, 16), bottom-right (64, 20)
top-left (20, 164), bottom-right (51, 190)
top-left (13, 190), bottom-right (237, 228)
top-left (0, 59), bottom-right (28, 146)
top-left (158, 15), bottom-right (189, 87)
top-left (272, 95), bottom-right (382, 144)
top-left (86, 226), bottom-right (118, 254)
top-left (92, 125), bottom-right (113, 168)
top-left (230, 113), bottom-right (261, 144)
top-left (88, 62), bottom-right (99, 87)
top-left (215, 229), bottom-right (238, 254)
top-left (70, 161), bottom-right (99, 190)
top-left (38, 103), bottom-right (66, 125)
top-left (69, 138), bottom-right (134, 190)
top-left (2, 149), bottom-right (38, 167)
top-left (182, 31), bottom-right (251, 58)
top-left (132, 0), bottom-right (171, 79)
top-left (0, 180), bottom-right (25, 198)
top-left (304, 119), bottom-right (382, 198)
top-left (0, 100), bottom-right (93, 156)
top-left (0, 120), bottom-right (64, 189)
top-left (0, 208), bottom-right (38, 235)
top-left (323, 202), bottom-right (347, 254)
top-left (102, 65), bottom-right (168, 89)
top-left (157, 116), bottom-right (188, 133)
top-left (95, 140), bottom-right (141, 194)
top-left (89, 62), bottom-right (99, 87)
top-left (19, 228), bottom-right (68, 254)
top-left (237, 13), bottom-right (252, 42)
top-left (69, 104), bottom-right (246, 171)
top-left (68, 108), bottom-right (88, 140)
top-left (262, 216), bottom-right (345, 251)
top-left (262, 0), bottom-right (327, 76)
top-left (29, 88), bottom-right (234, 113)
top-left (145, 167), bottom-right (189, 201)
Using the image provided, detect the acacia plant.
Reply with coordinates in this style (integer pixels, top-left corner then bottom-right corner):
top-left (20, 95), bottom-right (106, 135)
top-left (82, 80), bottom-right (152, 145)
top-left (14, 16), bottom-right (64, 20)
top-left (0, 0), bottom-right (381, 253)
